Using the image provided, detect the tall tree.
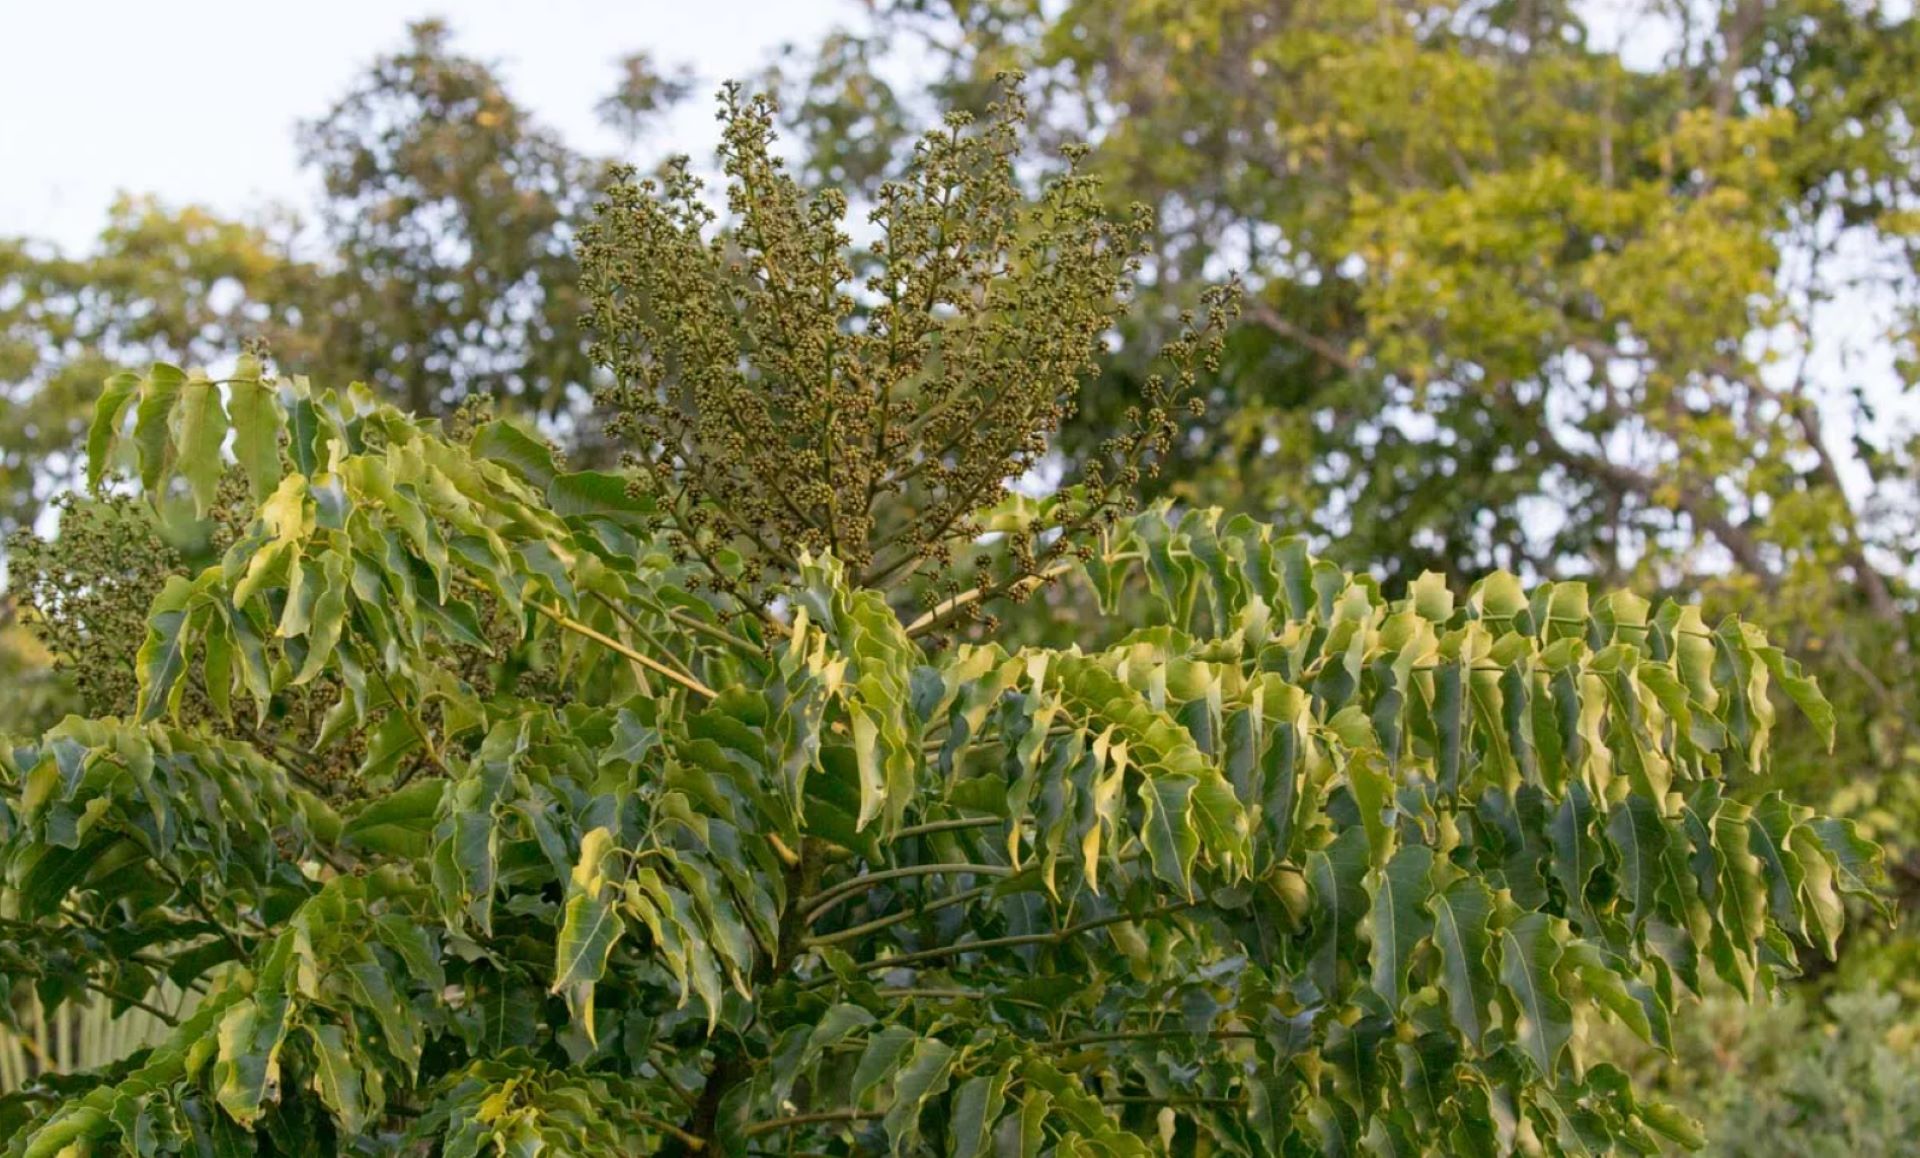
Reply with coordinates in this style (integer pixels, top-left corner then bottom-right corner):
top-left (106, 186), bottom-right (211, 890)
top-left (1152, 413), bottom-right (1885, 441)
top-left (0, 90), bottom-right (1881, 1153)
top-left (298, 20), bottom-right (602, 420)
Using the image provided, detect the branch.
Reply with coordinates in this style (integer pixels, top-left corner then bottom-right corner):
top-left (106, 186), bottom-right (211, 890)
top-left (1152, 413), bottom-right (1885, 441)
top-left (888, 816), bottom-right (1004, 842)
top-left (1527, 405), bottom-right (1777, 581)
top-left (1242, 300), bottom-right (1359, 372)
top-left (83, 980), bottom-right (180, 1027)
top-left (742, 1109), bottom-right (884, 1138)
top-left (531, 601), bottom-right (717, 699)
top-left (823, 900), bottom-right (1201, 979)
top-left (804, 863), bottom-right (1017, 925)
top-left (904, 562), bottom-right (1076, 639)
top-left (1051, 1027), bottom-right (1259, 1049)
top-left (589, 591), bottom-right (700, 681)
top-left (804, 884), bottom-right (998, 949)
top-left (638, 1113), bottom-right (707, 1151)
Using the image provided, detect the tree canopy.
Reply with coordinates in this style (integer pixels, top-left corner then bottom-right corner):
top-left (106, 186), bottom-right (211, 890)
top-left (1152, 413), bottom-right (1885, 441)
top-left (0, 84), bottom-right (1886, 1155)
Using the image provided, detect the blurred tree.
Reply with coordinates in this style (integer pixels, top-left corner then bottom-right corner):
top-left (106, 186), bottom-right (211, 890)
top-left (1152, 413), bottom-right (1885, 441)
top-left (0, 197), bottom-right (319, 538)
top-left (597, 50), bottom-right (697, 144)
top-left (298, 19), bottom-right (603, 420)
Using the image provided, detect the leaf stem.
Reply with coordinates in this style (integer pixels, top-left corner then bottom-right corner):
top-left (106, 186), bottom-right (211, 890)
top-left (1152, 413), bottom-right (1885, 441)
top-left (803, 863), bottom-right (1016, 925)
top-left (531, 601), bottom-right (717, 699)
top-left (742, 1109), bottom-right (884, 1138)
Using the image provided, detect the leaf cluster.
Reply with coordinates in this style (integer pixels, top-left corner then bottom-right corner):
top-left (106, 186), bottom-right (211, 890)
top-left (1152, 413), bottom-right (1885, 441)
top-left (0, 366), bottom-right (1883, 1154)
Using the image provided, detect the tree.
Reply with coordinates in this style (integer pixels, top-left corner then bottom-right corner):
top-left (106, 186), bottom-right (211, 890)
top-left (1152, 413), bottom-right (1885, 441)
top-left (297, 19), bottom-right (602, 422)
top-left (0, 86), bottom-right (1881, 1155)
top-left (770, 0), bottom-right (1920, 922)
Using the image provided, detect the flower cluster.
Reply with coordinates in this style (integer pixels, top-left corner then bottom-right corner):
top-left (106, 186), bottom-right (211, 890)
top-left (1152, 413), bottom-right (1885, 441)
top-left (581, 77), bottom-right (1236, 623)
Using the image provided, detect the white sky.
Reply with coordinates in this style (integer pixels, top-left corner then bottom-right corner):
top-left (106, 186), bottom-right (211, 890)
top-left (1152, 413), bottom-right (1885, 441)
top-left (0, 0), bottom-right (853, 251)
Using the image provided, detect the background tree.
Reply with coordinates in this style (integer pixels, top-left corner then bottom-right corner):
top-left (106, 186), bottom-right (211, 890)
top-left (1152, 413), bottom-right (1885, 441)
top-left (297, 19), bottom-right (603, 421)
top-left (0, 197), bottom-right (320, 540)
top-left (0, 87), bottom-right (1883, 1156)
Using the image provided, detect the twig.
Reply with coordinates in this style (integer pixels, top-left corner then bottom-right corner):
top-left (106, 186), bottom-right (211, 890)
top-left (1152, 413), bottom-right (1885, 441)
top-left (638, 1112), bottom-right (707, 1150)
top-left (742, 1110), bottom-right (884, 1138)
top-left (804, 884), bottom-right (997, 948)
top-left (531, 601), bottom-right (717, 699)
top-left (803, 863), bottom-right (1017, 925)
top-left (817, 900), bottom-right (1201, 981)
top-left (904, 562), bottom-right (1075, 638)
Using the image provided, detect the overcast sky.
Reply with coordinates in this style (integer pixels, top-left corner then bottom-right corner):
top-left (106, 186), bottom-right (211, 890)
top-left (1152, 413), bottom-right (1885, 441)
top-left (0, 0), bottom-right (851, 251)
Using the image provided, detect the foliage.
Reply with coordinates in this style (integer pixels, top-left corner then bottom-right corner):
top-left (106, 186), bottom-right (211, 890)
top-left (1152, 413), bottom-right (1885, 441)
top-left (296, 19), bottom-right (603, 420)
top-left (769, 0), bottom-right (1920, 982)
top-left (1599, 984), bottom-right (1920, 1157)
top-left (0, 92), bottom-right (1886, 1148)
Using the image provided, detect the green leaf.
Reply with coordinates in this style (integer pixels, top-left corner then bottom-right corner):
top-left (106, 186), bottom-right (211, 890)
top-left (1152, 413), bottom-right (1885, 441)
top-left (1498, 913), bottom-right (1574, 1079)
top-left (212, 992), bottom-right (291, 1127)
top-left (949, 1063), bottom-right (1012, 1158)
top-left (552, 892), bottom-right (625, 1043)
top-left (851, 1025), bottom-right (919, 1107)
top-left (135, 574), bottom-right (200, 723)
top-left (1429, 877), bottom-right (1496, 1048)
top-left (229, 369), bottom-right (285, 501)
top-left (881, 1037), bottom-right (955, 1155)
top-left (1140, 774), bottom-right (1198, 893)
top-left (341, 780), bottom-right (445, 857)
top-left (1605, 795), bottom-right (1668, 931)
top-left (1307, 826), bottom-right (1370, 997)
top-left (472, 420), bottom-right (558, 489)
top-left (86, 371), bottom-right (141, 490)
top-left (1366, 844), bottom-right (1435, 1009)
top-left (176, 372), bottom-right (230, 515)
top-left (308, 1022), bottom-right (371, 1137)
top-left (132, 363), bottom-right (186, 492)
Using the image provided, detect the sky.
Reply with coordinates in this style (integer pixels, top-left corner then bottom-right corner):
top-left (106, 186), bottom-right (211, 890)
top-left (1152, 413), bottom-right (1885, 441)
top-left (0, 0), bottom-right (852, 251)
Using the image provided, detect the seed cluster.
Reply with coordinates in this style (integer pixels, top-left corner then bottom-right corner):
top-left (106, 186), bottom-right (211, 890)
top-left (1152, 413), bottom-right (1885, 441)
top-left (580, 76), bottom-right (1236, 620)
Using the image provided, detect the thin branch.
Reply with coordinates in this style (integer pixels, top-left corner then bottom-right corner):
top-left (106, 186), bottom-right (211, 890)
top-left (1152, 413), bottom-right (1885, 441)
top-left (889, 816), bottom-right (1004, 842)
top-left (83, 980), bottom-right (180, 1027)
top-left (1051, 1028), bottom-right (1259, 1049)
top-left (589, 590), bottom-right (700, 681)
top-left (1101, 1095), bottom-right (1244, 1108)
top-left (804, 884), bottom-right (998, 948)
top-left (638, 1112), bottom-right (708, 1151)
top-left (904, 562), bottom-right (1076, 639)
top-left (805, 864), bottom-right (1016, 925)
top-left (742, 1110), bottom-right (884, 1138)
top-left (531, 601), bottom-right (717, 699)
top-left (821, 900), bottom-right (1201, 980)
top-left (664, 606), bottom-right (765, 653)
